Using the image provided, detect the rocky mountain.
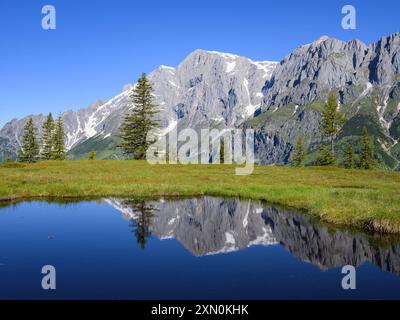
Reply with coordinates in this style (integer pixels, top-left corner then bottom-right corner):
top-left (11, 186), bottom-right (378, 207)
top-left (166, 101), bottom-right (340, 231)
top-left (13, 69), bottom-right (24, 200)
top-left (107, 197), bottom-right (400, 275)
top-left (245, 32), bottom-right (400, 168)
top-left (1, 32), bottom-right (400, 168)
top-left (262, 34), bottom-right (400, 110)
top-left (0, 50), bottom-right (277, 160)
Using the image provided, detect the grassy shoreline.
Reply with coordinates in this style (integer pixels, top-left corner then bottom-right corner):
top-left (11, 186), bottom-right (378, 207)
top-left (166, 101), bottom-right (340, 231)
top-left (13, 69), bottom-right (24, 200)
top-left (1, 160), bottom-right (399, 234)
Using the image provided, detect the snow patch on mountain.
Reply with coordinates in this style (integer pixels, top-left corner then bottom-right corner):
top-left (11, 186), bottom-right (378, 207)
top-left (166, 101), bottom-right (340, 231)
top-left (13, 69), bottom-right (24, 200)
top-left (0, 48), bottom-right (278, 158)
top-left (208, 51), bottom-right (239, 60)
top-left (226, 61), bottom-right (237, 73)
top-left (243, 78), bottom-right (259, 116)
top-left (250, 60), bottom-right (277, 78)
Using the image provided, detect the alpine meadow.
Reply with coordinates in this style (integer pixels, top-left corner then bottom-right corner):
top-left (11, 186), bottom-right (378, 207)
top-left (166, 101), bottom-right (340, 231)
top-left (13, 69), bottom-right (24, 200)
top-left (1, 0), bottom-right (400, 303)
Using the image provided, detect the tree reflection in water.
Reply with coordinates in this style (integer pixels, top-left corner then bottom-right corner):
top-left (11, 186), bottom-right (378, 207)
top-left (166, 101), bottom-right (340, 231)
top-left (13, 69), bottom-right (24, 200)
top-left (126, 200), bottom-right (157, 249)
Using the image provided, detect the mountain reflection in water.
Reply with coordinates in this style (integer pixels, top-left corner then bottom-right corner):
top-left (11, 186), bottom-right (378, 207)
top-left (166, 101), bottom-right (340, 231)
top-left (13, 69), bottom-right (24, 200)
top-left (107, 197), bottom-right (400, 275)
top-left (2, 197), bottom-right (400, 299)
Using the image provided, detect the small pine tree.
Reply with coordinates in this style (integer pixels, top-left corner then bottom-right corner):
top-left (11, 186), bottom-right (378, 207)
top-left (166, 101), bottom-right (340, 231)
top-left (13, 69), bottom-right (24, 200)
top-left (20, 118), bottom-right (39, 163)
top-left (118, 74), bottom-right (159, 160)
top-left (343, 144), bottom-right (355, 169)
top-left (220, 139), bottom-right (225, 164)
top-left (52, 116), bottom-right (66, 160)
top-left (321, 93), bottom-right (345, 154)
top-left (88, 150), bottom-right (96, 160)
top-left (359, 127), bottom-right (374, 169)
top-left (317, 145), bottom-right (335, 166)
top-left (40, 113), bottom-right (55, 160)
top-left (291, 137), bottom-right (305, 167)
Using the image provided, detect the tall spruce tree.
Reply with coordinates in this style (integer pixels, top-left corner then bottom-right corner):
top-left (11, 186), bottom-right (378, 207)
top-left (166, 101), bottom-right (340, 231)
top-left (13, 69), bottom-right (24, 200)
top-left (321, 93), bottom-right (345, 154)
top-left (52, 116), bottom-right (66, 160)
top-left (20, 117), bottom-right (39, 163)
top-left (343, 144), bottom-right (355, 169)
top-left (118, 74), bottom-right (159, 160)
top-left (359, 127), bottom-right (374, 169)
top-left (291, 137), bottom-right (305, 167)
top-left (41, 112), bottom-right (55, 160)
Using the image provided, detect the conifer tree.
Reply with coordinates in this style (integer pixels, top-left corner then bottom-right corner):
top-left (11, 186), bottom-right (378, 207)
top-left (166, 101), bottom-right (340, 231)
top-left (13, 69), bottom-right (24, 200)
top-left (317, 145), bottom-right (335, 166)
top-left (291, 137), bottom-right (305, 167)
top-left (359, 127), bottom-right (374, 169)
top-left (343, 144), bottom-right (355, 169)
top-left (20, 117), bottom-right (39, 163)
top-left (220, 139), bottom-right (225, 164)
top-left (118, 74), bottom-right (159, 160)
top-left (88, 150), bottom-right (96, 160)
top-left (52, 116), bottom-right (66, 160)
top-left (321, 93), bottom-right (345, 154)
top-left (41, 112), bottom-right (55, 160)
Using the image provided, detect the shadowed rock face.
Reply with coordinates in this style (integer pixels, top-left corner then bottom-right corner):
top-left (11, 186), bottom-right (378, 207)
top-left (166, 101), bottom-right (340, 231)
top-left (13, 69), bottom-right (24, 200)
top-left (262, 33), bottom-right (400, 111)
top-left (247, 33), bottom-right (400, 166)
top-left (107, 197), bottom-right (400, 275)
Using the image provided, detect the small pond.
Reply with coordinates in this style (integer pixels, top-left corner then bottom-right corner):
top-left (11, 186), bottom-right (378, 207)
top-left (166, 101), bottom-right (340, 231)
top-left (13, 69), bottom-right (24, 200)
top-left (0, 197), bottom-right (400, 299)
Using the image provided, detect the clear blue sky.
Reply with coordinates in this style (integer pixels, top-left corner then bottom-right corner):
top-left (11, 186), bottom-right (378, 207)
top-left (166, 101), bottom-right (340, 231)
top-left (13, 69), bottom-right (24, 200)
top-left (0, 0), bottom-right (399, 127)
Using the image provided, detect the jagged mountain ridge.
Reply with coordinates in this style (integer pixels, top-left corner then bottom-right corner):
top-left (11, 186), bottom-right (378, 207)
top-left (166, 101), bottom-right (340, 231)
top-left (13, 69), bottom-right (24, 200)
top-left (246, 32), bottom-right (400, 167)
top-left (262, 33), bottom-right (400, 110)
top-left (1, 33), bottom-right (400, 167)
top-left (0, 50), bottom-right (277, 160)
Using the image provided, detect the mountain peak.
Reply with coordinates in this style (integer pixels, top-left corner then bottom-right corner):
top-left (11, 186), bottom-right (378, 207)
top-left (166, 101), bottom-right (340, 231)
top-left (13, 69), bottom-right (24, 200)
top-left (315, 35), bottom-right (330, 43)
top-left (187, 49), bottom-right (240, 60)
top-left (299, 35), bottom-right (333, 49)
top-left (159, 65), bottom-right (176, 71)
top-left (206, 50), bottom-right (240, 59)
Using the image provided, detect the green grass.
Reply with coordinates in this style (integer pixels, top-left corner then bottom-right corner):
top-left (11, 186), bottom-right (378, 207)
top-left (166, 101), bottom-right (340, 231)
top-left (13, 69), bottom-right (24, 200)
top-left (0, 160), bottom-right (399, 234)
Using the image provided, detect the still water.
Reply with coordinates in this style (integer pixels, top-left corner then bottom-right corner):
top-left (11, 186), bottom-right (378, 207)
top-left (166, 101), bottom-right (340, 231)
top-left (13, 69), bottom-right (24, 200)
top-left (0, 197), bottom-right (400, 299)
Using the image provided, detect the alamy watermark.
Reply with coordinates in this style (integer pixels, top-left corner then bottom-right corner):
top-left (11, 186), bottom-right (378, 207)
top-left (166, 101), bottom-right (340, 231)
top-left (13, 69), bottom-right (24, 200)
top-left (342, 5), bottom-right (356, 30)
top-left (146, 128), bottom-right (255, 176)
top-left (341, 265), bottom-right (356, 290)
top-left (41, 5), bottom-right (56, 30)
top-left (41, 265), bottom-right (56, 290)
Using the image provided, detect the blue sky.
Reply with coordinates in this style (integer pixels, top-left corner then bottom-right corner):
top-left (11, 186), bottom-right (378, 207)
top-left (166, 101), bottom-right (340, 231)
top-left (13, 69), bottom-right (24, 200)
top-left (0, 0), bottom-right (399, 127)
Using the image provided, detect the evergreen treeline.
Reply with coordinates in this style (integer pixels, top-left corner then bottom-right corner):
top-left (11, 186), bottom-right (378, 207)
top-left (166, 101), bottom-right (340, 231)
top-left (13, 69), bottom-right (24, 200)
top-left (291, 92), bottom-right (375, 169)
top-left (19, 113), bottom-right (66, 163)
